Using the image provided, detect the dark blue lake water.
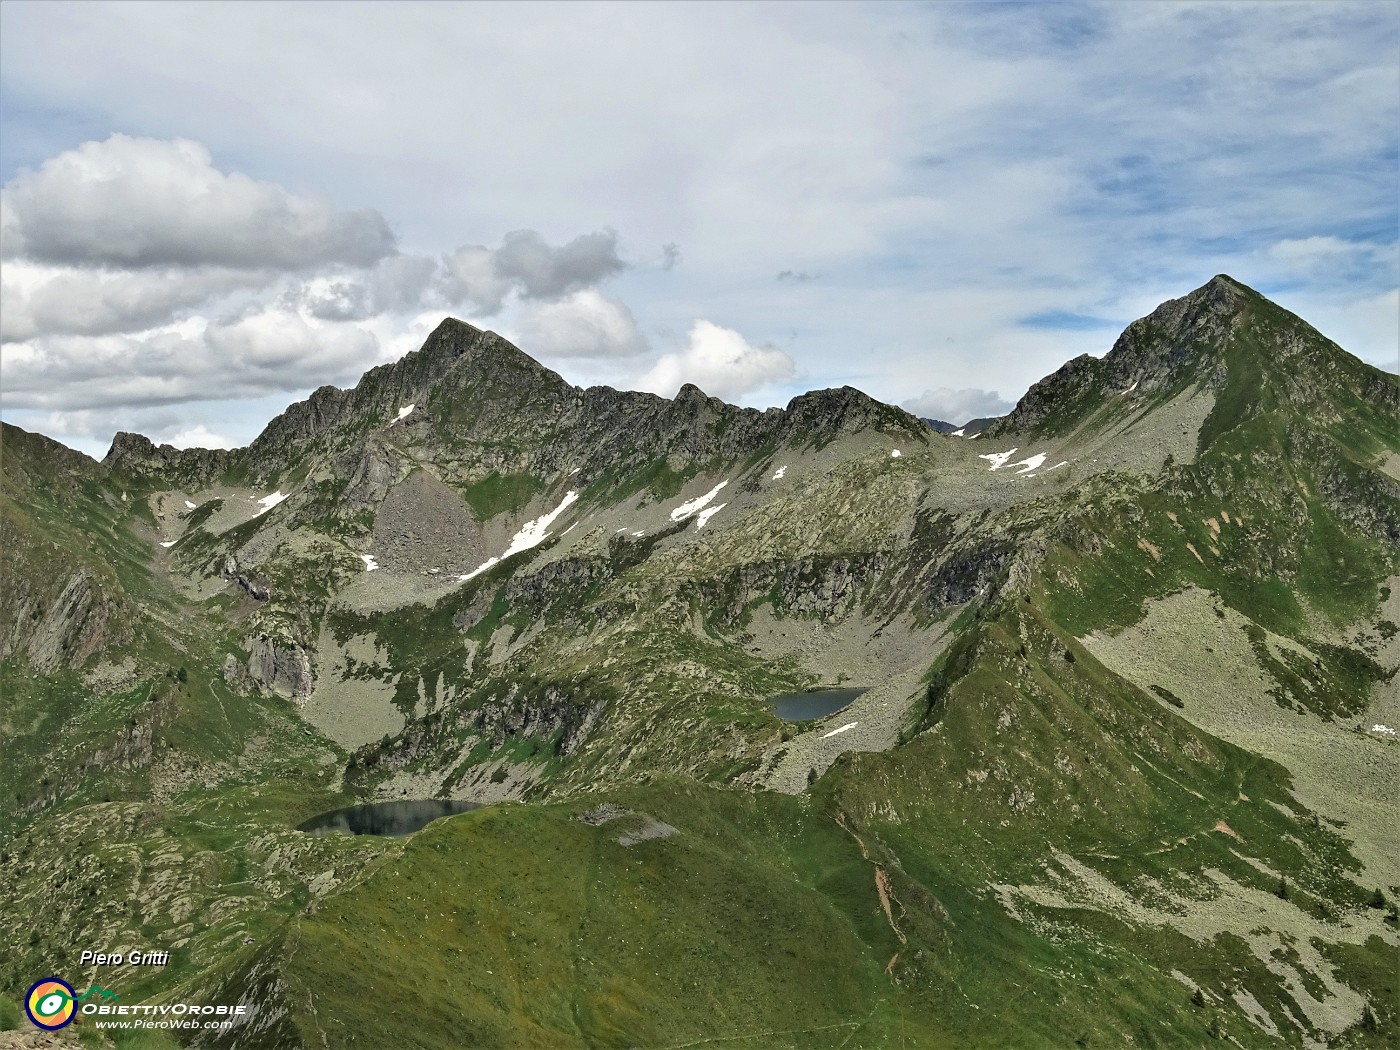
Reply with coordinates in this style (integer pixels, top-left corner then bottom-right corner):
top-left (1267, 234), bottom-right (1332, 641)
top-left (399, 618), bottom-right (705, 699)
top-left (297, 799), bottom-right (481, 837)
top-left (770, 687), bottom-right (868, 722)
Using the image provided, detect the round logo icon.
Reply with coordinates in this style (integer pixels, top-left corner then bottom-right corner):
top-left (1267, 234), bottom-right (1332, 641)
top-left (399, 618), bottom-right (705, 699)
top-left (25, 977), bottom-right (76, 1030)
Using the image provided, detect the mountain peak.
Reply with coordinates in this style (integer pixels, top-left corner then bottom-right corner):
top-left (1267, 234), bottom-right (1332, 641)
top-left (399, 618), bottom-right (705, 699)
top-left (987, 275), bottom-right (1353, 440)
top-left (674, 382), bottom-right (713, 403)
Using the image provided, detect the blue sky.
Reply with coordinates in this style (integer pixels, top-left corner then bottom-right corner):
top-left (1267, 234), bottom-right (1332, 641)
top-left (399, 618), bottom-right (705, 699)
top-left (1, 1), bottom-right (1396, 457)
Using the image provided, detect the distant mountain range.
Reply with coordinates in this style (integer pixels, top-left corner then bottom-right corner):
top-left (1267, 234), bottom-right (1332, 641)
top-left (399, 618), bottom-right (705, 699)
top-left (2, 275), bottom-right (1397, 1048)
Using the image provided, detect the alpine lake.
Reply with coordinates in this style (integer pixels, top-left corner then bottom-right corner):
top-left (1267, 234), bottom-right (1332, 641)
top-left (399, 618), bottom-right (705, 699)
top-left (298, 799), bottom-right (482, 838)
top-left (769, 686), bottom-right (868, 722)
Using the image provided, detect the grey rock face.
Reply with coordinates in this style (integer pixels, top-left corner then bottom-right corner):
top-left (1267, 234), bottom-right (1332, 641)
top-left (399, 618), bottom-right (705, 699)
top-left (18, 572), bottom-right (113, 674)
top-left (339, 440), bottom-right (406, 518)
top-left (370, 468), bottom-right (485, 575)
top-left (469, 684), bottom-right (606, 757)
top-left (244, 633), bottom-right (316, 698)
top-left (103, 431), bottom-right (231, 485)
top-left (173, 319), bottom-right (925, 492)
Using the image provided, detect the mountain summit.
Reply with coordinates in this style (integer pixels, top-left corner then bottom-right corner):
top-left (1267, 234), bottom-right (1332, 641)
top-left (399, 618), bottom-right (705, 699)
top-left (991, 275), bottom-right (1396, 446)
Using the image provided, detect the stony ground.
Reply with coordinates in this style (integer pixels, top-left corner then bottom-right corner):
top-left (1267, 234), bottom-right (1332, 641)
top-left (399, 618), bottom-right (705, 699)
top-left (996, 852), bottom-right (1396, 1043)
top-left (1082, 583), bottom-right (1400, 887)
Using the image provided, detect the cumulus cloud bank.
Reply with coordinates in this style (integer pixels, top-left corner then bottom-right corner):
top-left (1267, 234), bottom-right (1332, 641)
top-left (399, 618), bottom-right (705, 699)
top-left (638, 321), bottom-right (795, 402)
top-left (1, 135), bottom-right (395, 269)
top-left (1, 134), bottom-right (652, 437)
top-left (6, 312), bottom-right (381, 413)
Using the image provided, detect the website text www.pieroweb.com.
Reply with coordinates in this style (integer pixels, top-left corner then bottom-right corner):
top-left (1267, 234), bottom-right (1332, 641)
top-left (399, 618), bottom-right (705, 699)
top-left (23, 975), bottom-right (247, 1035)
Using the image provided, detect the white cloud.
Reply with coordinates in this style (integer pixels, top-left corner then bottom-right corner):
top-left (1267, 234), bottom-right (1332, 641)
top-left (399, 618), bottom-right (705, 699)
top-left (440, 245), bottom-right (513, 315)
top-left (902, 388), bottom-right (1013, 424)
top-left (166, 424), bottom-right (236, 450)
top-left (295, 254), bottom-right (438, 321)
top-left (1, 261), bottom-right (270, 341)
top-left (441, 229), bottom-right (625, 315)
top-left (3, 310), bottom-right (380, 411)
top-left (203, 309), bottom-right (371, 375)
top-left (1261, 237), bottom-right (1394, 284)
top-left (513, 290), bottom-right (646, 359)
top-left (1, 134), bottom-right (395, 269)
top-left (637, 321), bottom-right (795, 402)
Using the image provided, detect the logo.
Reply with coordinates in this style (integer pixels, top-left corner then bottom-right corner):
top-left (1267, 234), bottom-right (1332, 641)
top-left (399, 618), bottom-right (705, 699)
top-left (25, 977), bottom-right (76, 1030)
top-left (77, 985), bottom-right (121, 1003)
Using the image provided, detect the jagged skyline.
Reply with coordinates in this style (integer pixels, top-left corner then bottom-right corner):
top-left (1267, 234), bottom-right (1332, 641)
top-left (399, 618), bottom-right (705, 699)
top-left (1, 1), bottom-right (1396, 458)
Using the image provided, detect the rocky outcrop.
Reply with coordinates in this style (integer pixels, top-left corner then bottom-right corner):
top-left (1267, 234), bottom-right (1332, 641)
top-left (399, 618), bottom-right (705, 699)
top-left (243, 633), bottom-right (316, 699)
top-left (920, 540), bottom-right (1016, 613)
top-left (470, 683), bottom-right (606, 756)
top-left (339, 439), bottom-right (408, 518)
top-left (103, 431), bottom-right (232, 484)
top-left (222, 554), bottom-right (271, 601)
top-left (504, 555), bottom-right (613, 614)
top-left (11, 572), bottom-right (115, 673)
top-left (701, 554), bottom-right (886, 626)
top-left (82, 687), bottom-right (177, 772)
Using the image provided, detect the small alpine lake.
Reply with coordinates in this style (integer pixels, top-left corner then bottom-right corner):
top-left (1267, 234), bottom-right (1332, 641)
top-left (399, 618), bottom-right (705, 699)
top-left (769, 687), bottom-right (868, 722)
top-left (297, 799), bottom-right (482, 838)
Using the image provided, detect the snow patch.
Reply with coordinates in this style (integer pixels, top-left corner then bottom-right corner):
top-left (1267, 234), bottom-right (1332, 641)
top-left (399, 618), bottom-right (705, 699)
top-left (951, 428), bottom-right (965, 437)
top-left (1121, 380), bottom-right (1138, 394)
top-left (632, 530), bottom-right (645, 537)
top-left (253, 491), bottom-right (287, 516)
top-left (459, 558), bottom-right (498, 582)
top-left (395, 403), bottom-right (416, 422)
top-left (670, 481), bottom-right (728, 521)
top-left (695, 504), bottom-right (726, 530)
top-left (977, 448), bottom-right (1018, 470)
top-left (361, 554), bottom-right (379, 572)
top-left (981, 449), bottom-right (1052, 474)
top-left (568, 467), bottom-right (581, 475)
top-left (890, 449), bottom-right (902, 458)
top-left (457, 490), bottom-right (579, 582)
top-left (1372, 724), bottom-right (1397, 735)
top-left (772, 465), bottom-right (787, 480)
top-left (822, 722), bottom-right (858, 739)
top-left (500, 490), bottom-right (578, 556)
top-left (1011, 453), bottom-right (1047, 474)
top-left (561, 523), bottom-right (577, 536)
top-left (183, 500), bottom-right (196, 509)
top-left (159, 540), bottom-right (177, 548)
top-left (1046, 460), bottom-right (1068, 471)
